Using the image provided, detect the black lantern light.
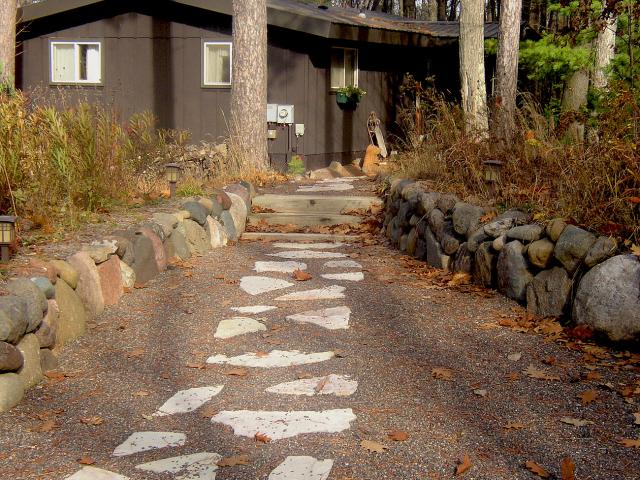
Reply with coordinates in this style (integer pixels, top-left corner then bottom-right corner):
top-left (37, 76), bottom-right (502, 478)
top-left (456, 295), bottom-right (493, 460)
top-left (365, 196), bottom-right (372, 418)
top-left (0, 216), bottom-right (17, 262)
top-left (164, 163), bottom-right (182, 199)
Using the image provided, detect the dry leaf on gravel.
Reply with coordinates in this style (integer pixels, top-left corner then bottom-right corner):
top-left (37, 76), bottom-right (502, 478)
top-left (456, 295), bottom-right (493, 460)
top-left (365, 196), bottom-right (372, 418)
top-left (447, 273), bottom-right (471, 287)
top-left (126, 348), bottom-right (145, 358)
top-left (507, 353), bottom-right (522, 362)
top-left (296, 372), bottom-right (313, 379)
top-left (525, 460), bottom-right (550, 478)
top-left (314, 376), bottom-right (329, 393)
top-left (387, 431), bottom-right (409, 441)
top-left (29, 420), bottom-right (58, 433)
top-left (225, 368), bottom-right (248, 377)
top-left (579, 390), bottom-right (599, 405)
top-left (255, 351), bottom-right (269, 358)
top-left (503, 422), bottom-right (526, 430)
top-left (455, 454), bottom-right (472, 475)
top-left (217, 455), bottom-right (250, 467)
top-left (618, 438), bottom-right (640, 448)
top-left (185, 362), bottom-right (206, 369)
top-left (199, 406), bottom-right (218, 418)
top-left (561, 457), bottom-right (576, 480)
top-left (523, 365), bottom-right (560, 381)
top-left (633, 413), bottom-right (640, 425)
top-left (133, 390), bottom-right (150, 397)
top-left (80, 416), bottom-right (104, 426)
top-left (44, 371), bottom-right (67, 383)
top-left (77, 456), bottom-right (95, 465)
top-left (254, 432), bottom-right (271, 443)
top-left (473, 389), bottom-right (488, 397)
top-left (361, 440), bottom-right (388, 453)
top-left (292, 269), bottom-right (313, 281)
top-left (585, 371), bottom-right (603, 381)
top-left (432, 367), bottom-right (455, 381)
top-left (560, 417), bottom-right (594, 427)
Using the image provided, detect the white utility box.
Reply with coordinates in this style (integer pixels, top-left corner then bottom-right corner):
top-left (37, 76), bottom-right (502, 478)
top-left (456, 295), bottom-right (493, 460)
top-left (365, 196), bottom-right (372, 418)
top-left (276, 105), bottom-right (294, 124)
top-left (267, 104), bottom-right (278, 123)
top-left (295, 123), bottom-right (305, 136)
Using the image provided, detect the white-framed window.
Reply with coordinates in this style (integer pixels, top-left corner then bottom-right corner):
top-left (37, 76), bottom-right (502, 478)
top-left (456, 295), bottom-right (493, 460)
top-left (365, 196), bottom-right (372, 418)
top-left (50, 41), bottom-right (102, 84)
top-left (203, 41), bottom-right (232, 87)
top-left (330, 47), bottom-right (358, 89)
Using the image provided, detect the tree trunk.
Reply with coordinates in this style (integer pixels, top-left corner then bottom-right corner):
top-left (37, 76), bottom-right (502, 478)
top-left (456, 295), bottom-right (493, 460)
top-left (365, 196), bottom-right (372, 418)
top-left (437, 0), bottom-right (447, 20)
top-left (561, 68), bottom-right (590, 142)
top-left (494, 0), bottom-right (523, 146)
top-left (459, 0), bottom-right (489, 135)
top-left (403, 0), bottom-right (416, 18)
top-left (427, 0), bottom-right (438, 20)
top-left (593, 16), bottom-right (617, 89)
top-left (0, 0), bottom-right (16, 87)
top-left (231, 0), bottom-right (268, 169)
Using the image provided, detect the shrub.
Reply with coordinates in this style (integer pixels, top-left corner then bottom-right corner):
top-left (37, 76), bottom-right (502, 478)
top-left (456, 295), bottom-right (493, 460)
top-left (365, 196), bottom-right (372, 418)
top-left (287, 155), bottom-right (306, 175)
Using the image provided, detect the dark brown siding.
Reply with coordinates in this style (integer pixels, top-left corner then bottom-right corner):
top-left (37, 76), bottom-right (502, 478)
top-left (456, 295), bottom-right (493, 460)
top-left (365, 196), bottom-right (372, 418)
top-left (18, 5), bottom-right (457, 168)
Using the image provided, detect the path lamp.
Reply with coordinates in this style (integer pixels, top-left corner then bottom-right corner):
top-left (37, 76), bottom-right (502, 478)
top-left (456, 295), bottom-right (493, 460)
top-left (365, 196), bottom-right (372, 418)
top-left (0, 216), bottom-right (17, 263)
top-left (483, 160), bottom-right (503, 198)
top-left (164, 163), bottom-right (182, 199)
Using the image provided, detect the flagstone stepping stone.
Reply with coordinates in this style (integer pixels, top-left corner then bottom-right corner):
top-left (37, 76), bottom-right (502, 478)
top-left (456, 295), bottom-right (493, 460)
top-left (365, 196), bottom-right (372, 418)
top-left (112, 432), bottom-right (186, 457)
top-left (66, 467), bottom-right (129, 480)
top-left (230, 305), bottom-right (277, 314)
top-left (286, 306), bottom-right (350, 330)
top-left (153, 386), bottom-right (224, 417)
top-left (254, 261), bottom-right (307, 273)
top-left (272, 242), bottom-right (345, 250)
top-left (206, 350), bottom-right (334, 368)
top-left (211, 409), bottom-right (356, 440)
top-left (136, 452), bottom-right (222, 480)
top-left (266, 374), bottom-right (357, 397)
top-left (268, 456), bottom-right (334, 480)
top-left (297, 184), bottom-right (354, 192)
top-left (214, 317), bottom-right (266, 339)
top-left (240, 276), bottom-right (294, 295)
top-left (268, 250), bottom-right (347, 259)
top-left (323, 260), bottom-right (362, 269)
top-left (321, 272), bottom-right (364, 282)
top-left (319, 177), bottom-right (359, 182)
top-left (275, 285), bottom-right (345, 301)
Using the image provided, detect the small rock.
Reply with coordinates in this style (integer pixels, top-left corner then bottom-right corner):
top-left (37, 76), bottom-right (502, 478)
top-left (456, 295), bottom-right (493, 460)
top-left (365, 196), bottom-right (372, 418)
top-left (526, 267), bottom-right (572, 317)
top-left (554, 225), bottom-right (597, 274)
top-left (527, 238), bottom-right (555, 269)
top-left (483, 217), bottom-right (515, 238)
top-left (67, 251), bottom-right (105, 320)
top-left (0, 296), bottom-right (28, 344)
top-left (138, 221), bottom-right (167, 243)
top-left (30, 277), bottom-right (55, 299)
top-left (0, 341), bottom-right (23, 372)
top-left (6, 278), bottom-right (47, 333)
top-left (546, 218), bottom-right (567, 242)
top-left (497, 240), bottom-right (534, 302)
top-left (474, 242), bottom-right (496, 287)
top-left (175, 209), bottom-right (191, 221)
top-left (39, 348), bottom-right (59, 372)
top-left (129, 232), bottom-right (160, 285)
top-left (584, 236), bottom-right (617, 268)
top-left (82, 241), bottom-right (117, 264)
top-left (428, 209), bottom-right (445, 240)
top-left (119, 260), bottom-right (136, 289)
top-left (467, 227), bottom-right (490, 253)
top-left (213, 189), bottom-right (232, 210)
top-left (164, 226), bottom-right (191, 260)
top-left (226, 192), bottom-right (248, 238)
top-left (419, 192), bottom-right (439, 216)
top-left (54, 279), bottom-right (87, 349)
top-left (138, 227), bottom-right (167, 273)
top-left (97, 255), bottom-right (124, 306)
top-left (49, 260), bottom-right (79, 289)
top-left (492, 235), bottom-right (506, 252)
top-left (152, 213), bottom-right (179, 238)
top-left (506, 224), bottom-right (543, 243)
top-left (205, 216), bottom-right (228, 248)
top-left (106, 234), bottom-right (134, 264)
top-left (409, 215), bottom-right (420, 227)
top-left (16, 333), bottom-right (43, 389)
top-left (452, 202), bottom-right (484, 236)
top-left (182, 201), bottom-right (208, 226)
top-left (0, 373), bottom-right (25, 412)
top-left (225, 183), bottom-right (251, 210)
top-left (425, 228), bottom-right (450, 270)
top-left (399, 234), bottom-right (408, 252)
top-left (436, 194), bottom-right (459, 214)
top-left (414, 239), bottom-right (427, 259)
top-left (498, 209), bottom-right (532, 225)
top-left (183, 219), bottom-right (210, 255)
top-left (197, 197), bottom-right (214, 215)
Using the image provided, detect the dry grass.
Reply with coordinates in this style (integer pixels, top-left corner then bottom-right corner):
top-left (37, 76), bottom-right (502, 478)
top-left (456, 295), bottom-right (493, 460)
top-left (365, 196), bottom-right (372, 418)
top-left (393, 86), bottom-right (640, 242)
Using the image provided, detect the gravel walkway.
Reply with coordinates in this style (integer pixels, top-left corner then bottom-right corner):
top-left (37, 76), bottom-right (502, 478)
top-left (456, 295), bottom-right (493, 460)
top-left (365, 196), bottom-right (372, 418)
top-left (0, 178), bottom-right (638, 480)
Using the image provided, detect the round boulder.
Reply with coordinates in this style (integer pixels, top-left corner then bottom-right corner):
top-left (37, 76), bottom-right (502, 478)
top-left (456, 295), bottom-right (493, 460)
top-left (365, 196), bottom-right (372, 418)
top-left (6, 278), bottom-right (47, 333)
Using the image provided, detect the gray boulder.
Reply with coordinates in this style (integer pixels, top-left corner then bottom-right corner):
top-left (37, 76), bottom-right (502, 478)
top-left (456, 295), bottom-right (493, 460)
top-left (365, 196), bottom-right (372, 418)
top-left (497, 240), bottom-right (534, 302)
top-left (419, 192), bottom-right (439, 216)
top-left (527, 238), bottom-right (555, 269)
top-left (0, 341), bottom-right (23, 372)
top-left (30, 277), bottom-right (55, 299)
top-left (183, 219), bottom-right (210, 254)
top-left (67, 251), bottom-right (105, 319)
top-left (425, 228), bottom-right (450, 270)
top-left (492, 234), bottom-right (506, 252)
top-left (6, 278), bottom-right (47, 333)
top-left (554, 225), bottom-right (596, 274)
top-left (397, 201), bottom-right (412, 229)
top-left (399, 234), bottom-right (408, 252)
top-left (452, 202), bottom-right (484, 237)
top-left (506, 224), bottom-right (543, 243)
top-left (138, 221), bottom-right (167, 243)
top-left (406, 228), bottom-right (418, 256)
top-left (526, 267), bottom-right (572, 317)
top-left (129, 232), bottom-right (160, 284)
top-left (152, 213), bottom-right (179, 238)
top-left (16, 333), bottom-right (42, 389)
top-left (498, 209), bottom-right (532, 226)
top-left (452, 243), bottom-right (473, 274)
top-left (474, 242), bottom-right (496, 287)
top-left (428, 208), bottom-right (445, 240)
top-left (573, 255), bottom-right (640, 341)
top-left (227, 192), bottom-right (248, 237)
top-left (39, 349), bottom-right (59, 372)
top-left (182, 201), bottom-right (209, 226)
top-left (414, 239), bottom-right (427, 259)
top-left (207, 197), bottom-right (224, 219)
top-left (107, 234), bottom-right (134, 265)
top-left (0, 296), bottom-right (29, 344)
top-left (82, 240), bottom-right (117, 264)
top-left (467, 227), bottom-right (490, 253)
top-left (401, 182), bottom-right (422, 204)
top-left (483, 217), bottom-right (516, 238)
top-left (546, 218), bottom-right (567, 242)
top-left (436, 193), bottom-right (459, 214)
top-left (0, 373), bottom-right (24, 412)
top-left (49, 260), bottom-right (79, 289)
top-left (225, 183), bottom-right (251, 210)
top-left (219, 210), bottom-right (238, 243)
top-left (584, 236), bottom-right (617, 268)
top-left (165, 226), bottom-right (191, 260)
top-left (54, 280), bottom-right (87, 348)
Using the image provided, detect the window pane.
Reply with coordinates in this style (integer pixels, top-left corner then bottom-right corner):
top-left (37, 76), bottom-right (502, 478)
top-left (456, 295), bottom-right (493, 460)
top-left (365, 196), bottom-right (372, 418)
top-left (344, 49), bottom-right (357, 86)
top-left (205, 44), bottom-right (231, 85)
top-left (52, 44), bottom-right (75, 82)
top-left (330, 49), bottom-right (344, 88)
top-left (79, 44), bottom-right (101, 82)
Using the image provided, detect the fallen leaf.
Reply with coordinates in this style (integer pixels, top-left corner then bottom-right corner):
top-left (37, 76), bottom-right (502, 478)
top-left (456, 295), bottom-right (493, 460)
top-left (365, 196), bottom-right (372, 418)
top-left (199, 406), bottom-right (218, 418)
top-left (560, 417), bottom-right (594, 427)
top-left (585, 371), bottom-right (603, 381)
top-left (579, 390), bottom-right (599, 405)
top-left (505, 372), bottom-right (520, 381)
top-left (525, 460), bottom-right (550, 478)
top-left (133, 390), bottom-right (150, 397)
top-left (361, 439), bottom-right (388, 453)
top-left (473, 389), bottom-right (488, 397)
top-left (254, 432), bottom-right (271, 443)
top-left (314, 376), bottom-right (329, 393)
top-left (387, 430), bottom-right (409, 441)
top-left (126, 348), bottom-right (145, 358)
top-left (292, 269), bottom-right (312, 281)
top-left (542, 356), bottom-right (557, 365)
top-left (508, 353), bottom-right (522, 362)
top-left (447, 272), bottom-right (471, 287)
top-left (333, 349), bottom-right (348, 358)
top-left (455, 454), bottom-right (472, 475)
top-left (255, 351), bottom-right (269, 358)
top-left (184, 271), bottom-right (193, 278)
top-left (30, 420), bottom-right (58, 433)
top-left (44, 371), bottom-right (67, 383)
top-left (77, 456), bottom-right (95, 465)
top-left (634, 412), bottom-right (640, 425)
top-left (185, 362), bottom-right (206, 369)
top-left (619, 438), bottom-right (640, 447)
top-left (225, 368), bottom-right (248, 377)
top-left (432, 367), bottom-right (455, 381)
top-left (523, 365), bottom-right (560, 381)
top-left (217, 454), bottom-right (250, 467)
top-left (632, 244), bottom-right (640, 257)
top-left (561, 456), bottom-right (575, 480)
top-left (80, 416), bottom-right (104, 426)
top-left (141, 414), bottom-right (153, 420)
top-left (503, 422), bottom-right (526, 430)
top-left (296, 372), bottom-right (313, 379)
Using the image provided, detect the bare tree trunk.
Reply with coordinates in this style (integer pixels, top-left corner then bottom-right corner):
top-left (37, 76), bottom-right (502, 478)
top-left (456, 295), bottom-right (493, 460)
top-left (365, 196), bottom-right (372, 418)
top-left (459, 0), bottom-right (489, 135)
top-left (448, 0), bottom-right (459, 20)
top-left (494, 0), bottom-right (522, 146)
top-left (231, 0), bottom-right (268, 169)
top-left (437, 0), bottom-right (447, 20)
top-left (0, 0), bottom-right (16, 87)
top-left (593, 16), bottom-right (617, 89)
top-left (427, 0), bottom-right (438, 20)
top-left (561, 68), bottom-right (589, 142)
top-left (403, 0), bottom-right (416, 17)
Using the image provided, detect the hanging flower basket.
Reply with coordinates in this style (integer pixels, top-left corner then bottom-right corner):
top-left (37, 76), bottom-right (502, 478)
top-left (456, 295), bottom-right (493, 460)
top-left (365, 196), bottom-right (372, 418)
top-left (336, 91), bottom-right (351, 105)
top-left (335, 86), bottom-right (366, 107)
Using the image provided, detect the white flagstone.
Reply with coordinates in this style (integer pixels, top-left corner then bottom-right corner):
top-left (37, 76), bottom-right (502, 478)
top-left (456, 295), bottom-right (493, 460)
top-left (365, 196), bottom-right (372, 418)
top-left (254, 261), bottom-right (307, 273)
top-left (136, 452), bottom-right (222, 480)
top-left (266, 374), bottom-right (358, 397)
top-left (268, 456), bottom-right (334, 480)
top-left (319, 177), bottom-right (360, 182)
top-left (240, 276), bottom-right (294, 295)
top-left (66, 467), bottom-right (129, 480)
top-left (211, 409), bottom-right (356, 441)
top-left (286, 306), bottom-right (350, 330)
top-left (153, 386), bottom-right (224, 417)
top-left (275, 285), bottom-right (345, 301)
top-left (112, 432), bottom-right (186, 457)
top-left (230, 305), bottom-right (277, 314)
top-left (272, 242), bottom-right (345, 250)
top-left (206, 349), bottom-right (334, 368)
top-left (214, 317), bottom-right (266, 339)
top-left (323, 260), bottom-right (362, 269)
top-left (321, 272), bottom-right (364, 282)
top-left (297, 183), bottom-right (354, 192)
top-left (268, 250), bottom-right (347, 259)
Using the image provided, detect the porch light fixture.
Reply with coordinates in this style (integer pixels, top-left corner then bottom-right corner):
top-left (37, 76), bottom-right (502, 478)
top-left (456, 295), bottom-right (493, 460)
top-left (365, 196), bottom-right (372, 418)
top-left (164, 163), bottom-right (182, 199)
top-left (0, 216), bottom-right (17, 263)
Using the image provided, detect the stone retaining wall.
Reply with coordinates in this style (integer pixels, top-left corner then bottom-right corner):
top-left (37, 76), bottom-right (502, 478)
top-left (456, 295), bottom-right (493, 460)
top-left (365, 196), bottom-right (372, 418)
top-left (383, 178), bottom-right (640, 343)
top-left (0, 181), bottom-right (254, 412)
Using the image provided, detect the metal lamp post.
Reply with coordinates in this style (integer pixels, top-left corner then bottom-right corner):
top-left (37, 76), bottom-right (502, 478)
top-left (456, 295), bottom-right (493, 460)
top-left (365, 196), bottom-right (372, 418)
top-left (0, 216), bottom-right (17, 263)
top-left (165, 163), bottom-right (181, 199)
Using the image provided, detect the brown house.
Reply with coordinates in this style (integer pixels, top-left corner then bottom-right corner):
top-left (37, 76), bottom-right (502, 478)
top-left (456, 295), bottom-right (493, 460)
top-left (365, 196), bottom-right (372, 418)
top-left (16, 0), bottom-right (498, 169)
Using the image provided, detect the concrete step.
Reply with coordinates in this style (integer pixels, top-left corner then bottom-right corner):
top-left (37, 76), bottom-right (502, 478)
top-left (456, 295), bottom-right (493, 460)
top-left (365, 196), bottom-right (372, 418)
top-left (252, 194), bottom-right (382, 214)
top-left (241, 232), bottom-right (361, 242)
top-left (247, 212), bottom-right (361, 227)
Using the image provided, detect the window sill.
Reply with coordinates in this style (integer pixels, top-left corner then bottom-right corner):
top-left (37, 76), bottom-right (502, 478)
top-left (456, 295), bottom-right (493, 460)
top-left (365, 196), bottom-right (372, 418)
top-left (202, 84), bottom-right (232, 89)
top-left (49, 82), bottom-right (104, 87)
